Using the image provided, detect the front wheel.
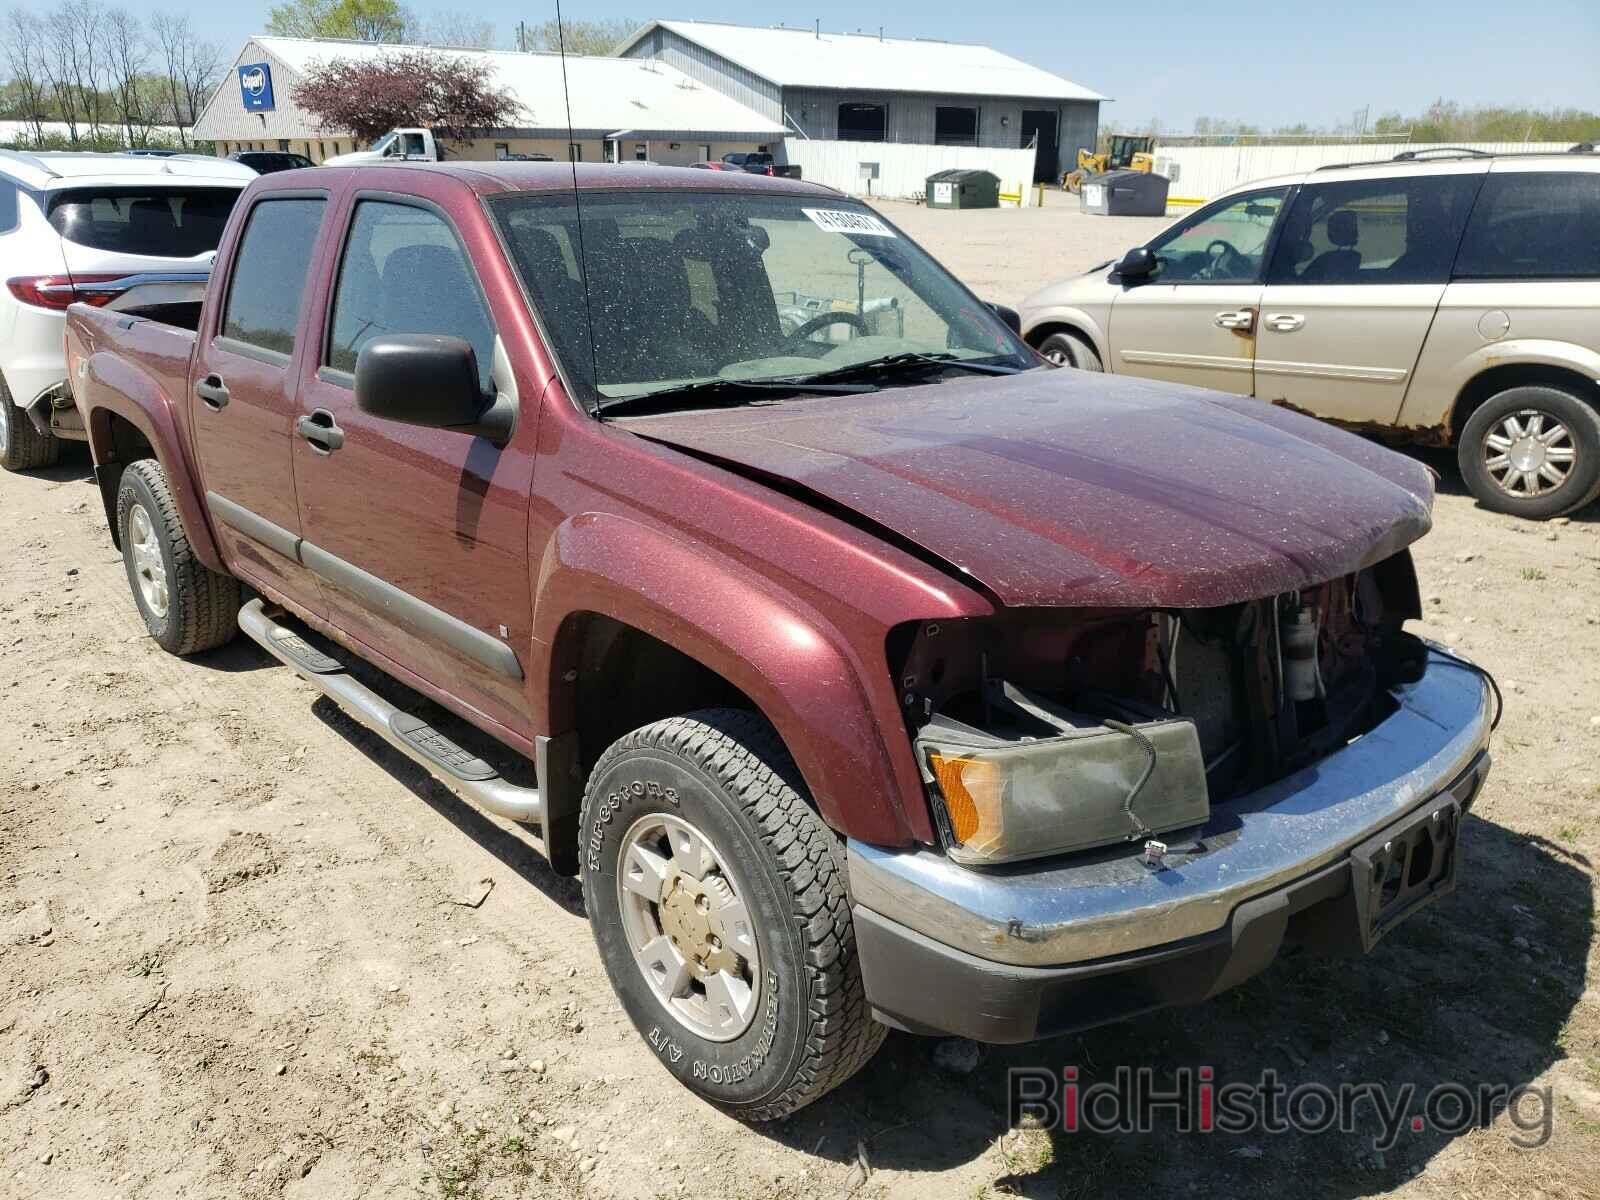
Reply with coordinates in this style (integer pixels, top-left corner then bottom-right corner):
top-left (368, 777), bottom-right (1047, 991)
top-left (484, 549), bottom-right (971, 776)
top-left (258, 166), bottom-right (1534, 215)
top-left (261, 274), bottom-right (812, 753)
top-left (1458, 385), bottom-right (1600, 519)
top-left (1037, 330), bottom-right (1103, 372)
top-left (580, 709), bottom-right (884, 1121)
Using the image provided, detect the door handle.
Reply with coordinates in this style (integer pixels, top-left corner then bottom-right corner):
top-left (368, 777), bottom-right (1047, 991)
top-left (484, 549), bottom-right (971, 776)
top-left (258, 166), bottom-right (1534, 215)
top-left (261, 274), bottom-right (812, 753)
top-left (195, 375), bottom-right (230, 411)
top-left (1214, 309), bottom-right (1255, 331)
top-left (1265, 313), bottom-right (1306, 333)
top-left (296, 409), bottom-right (345, 454)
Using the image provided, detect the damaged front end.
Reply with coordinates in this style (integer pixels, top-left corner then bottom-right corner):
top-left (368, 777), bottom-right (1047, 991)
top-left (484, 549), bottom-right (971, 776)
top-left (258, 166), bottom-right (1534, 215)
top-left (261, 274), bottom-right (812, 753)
top-left (893, 550), bottom-right (1427, 866)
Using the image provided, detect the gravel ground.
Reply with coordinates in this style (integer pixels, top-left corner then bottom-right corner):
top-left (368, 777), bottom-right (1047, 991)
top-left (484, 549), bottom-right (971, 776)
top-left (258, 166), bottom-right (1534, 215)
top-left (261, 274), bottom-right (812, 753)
top-left (2, 203), bottom-right (1599, 1200)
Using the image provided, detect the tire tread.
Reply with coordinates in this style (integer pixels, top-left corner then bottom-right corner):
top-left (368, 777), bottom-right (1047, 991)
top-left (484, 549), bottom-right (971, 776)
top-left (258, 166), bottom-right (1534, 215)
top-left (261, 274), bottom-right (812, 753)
top-left (582, 708), bottom-right (885, 1122)
top-left (120, 459), bottom-right (240, 655)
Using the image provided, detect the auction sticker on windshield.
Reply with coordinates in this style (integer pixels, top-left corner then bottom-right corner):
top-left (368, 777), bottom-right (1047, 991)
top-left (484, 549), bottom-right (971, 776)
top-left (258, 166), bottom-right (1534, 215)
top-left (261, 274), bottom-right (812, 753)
top-left (802, 209), bottom-right (897, 237)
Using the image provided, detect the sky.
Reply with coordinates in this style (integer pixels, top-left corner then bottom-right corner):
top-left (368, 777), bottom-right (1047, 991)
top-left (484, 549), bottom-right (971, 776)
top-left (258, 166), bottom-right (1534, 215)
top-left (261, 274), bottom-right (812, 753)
top-left (107, 0), bottom-right (1600, 132)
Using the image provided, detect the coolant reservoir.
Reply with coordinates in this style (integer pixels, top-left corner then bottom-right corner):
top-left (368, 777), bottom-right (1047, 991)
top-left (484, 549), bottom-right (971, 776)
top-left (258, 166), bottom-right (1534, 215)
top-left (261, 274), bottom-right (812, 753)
top-left (1281, 607), bottom-right (1320, 702)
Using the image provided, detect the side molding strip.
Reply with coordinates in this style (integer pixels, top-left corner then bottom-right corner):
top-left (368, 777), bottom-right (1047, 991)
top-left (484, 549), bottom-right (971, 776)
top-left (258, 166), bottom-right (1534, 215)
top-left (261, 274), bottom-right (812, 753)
top-left (206, 491), bottom-right (524, 682)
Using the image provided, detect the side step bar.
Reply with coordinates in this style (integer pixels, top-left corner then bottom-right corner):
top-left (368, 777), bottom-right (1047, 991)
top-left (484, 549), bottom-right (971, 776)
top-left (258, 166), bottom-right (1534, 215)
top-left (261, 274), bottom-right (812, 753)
top-left (238, 598), bottom-right (544, 826)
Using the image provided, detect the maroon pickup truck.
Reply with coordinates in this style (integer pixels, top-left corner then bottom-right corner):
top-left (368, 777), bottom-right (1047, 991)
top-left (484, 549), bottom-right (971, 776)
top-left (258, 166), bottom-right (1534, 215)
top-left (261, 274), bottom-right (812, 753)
top-left (66, 163), bottom-right (1494, 1120)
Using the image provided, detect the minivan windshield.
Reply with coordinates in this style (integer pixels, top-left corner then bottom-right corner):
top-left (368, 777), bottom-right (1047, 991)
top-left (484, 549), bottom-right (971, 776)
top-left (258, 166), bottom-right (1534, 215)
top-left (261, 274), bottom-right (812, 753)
top-left (489, 190), bottom-right (1037, 409)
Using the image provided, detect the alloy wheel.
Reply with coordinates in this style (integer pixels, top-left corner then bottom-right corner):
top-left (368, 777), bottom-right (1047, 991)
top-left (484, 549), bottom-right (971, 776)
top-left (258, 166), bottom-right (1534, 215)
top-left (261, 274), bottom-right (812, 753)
top-left (615, 812), bottom-right (761, 1042)
top-left (127, 503), bottom-right (169, 619)
top-left (1481, 409), bottom-right (1578, 499)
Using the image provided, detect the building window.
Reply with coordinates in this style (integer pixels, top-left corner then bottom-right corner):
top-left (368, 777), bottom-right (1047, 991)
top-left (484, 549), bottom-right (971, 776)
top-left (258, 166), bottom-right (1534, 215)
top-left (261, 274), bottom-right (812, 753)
top-left (495, 142), bottom-right (510, 160)
top-left (838, 103), bottom-right (886, 142)
top-left (568, 143), bottom-right (582, 161)
top-left (634, 143), bottom-right (648, 161)
top-left (699, 143), bottom-right (711, 160)
top-left (278, 139), bottom-right (290, 151)
top-left (934, 106), bottom-right (980, 147)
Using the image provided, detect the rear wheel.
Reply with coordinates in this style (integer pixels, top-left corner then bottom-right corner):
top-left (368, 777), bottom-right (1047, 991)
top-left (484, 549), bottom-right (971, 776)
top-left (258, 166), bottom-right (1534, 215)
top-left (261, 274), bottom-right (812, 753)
top-left (0, 377), bottom-right (61, 472)
top-left (117, 459), bottom-right (241, 654)
top-left (1037, 330), bottom-right (1103, 372)
top-left (1458, 385), bottom-right (1600, 519)
top-left (580, 709), bottom-right (884, 1121)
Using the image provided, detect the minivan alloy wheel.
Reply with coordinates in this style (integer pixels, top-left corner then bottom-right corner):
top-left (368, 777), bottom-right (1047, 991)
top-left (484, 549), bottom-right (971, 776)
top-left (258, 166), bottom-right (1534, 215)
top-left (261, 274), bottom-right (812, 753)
top-left (1482, 409), bottom-right (1577, 498)
top-left (126, 502), bottom-right (170, 619)
top-left (616, 811), bottom-right (761, 1042)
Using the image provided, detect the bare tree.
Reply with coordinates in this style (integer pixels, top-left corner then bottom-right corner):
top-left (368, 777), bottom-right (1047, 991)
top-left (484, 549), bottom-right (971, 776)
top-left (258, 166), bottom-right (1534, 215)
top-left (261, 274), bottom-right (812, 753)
top-left (1, 9), bottom-right (51, 143)
top-left (40, 10), bottom-right (82, 144)
top-left (101, 9), bottom-right (149, 146)
top-left (152, 12), bottom-right (223, 147)
top-left (408, 10), bottom-right (498, 49)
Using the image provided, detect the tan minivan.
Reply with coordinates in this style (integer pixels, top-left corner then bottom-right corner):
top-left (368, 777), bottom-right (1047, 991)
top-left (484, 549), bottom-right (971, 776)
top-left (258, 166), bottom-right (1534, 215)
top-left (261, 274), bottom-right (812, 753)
top-left (1019, 148), bottom-right (1600, 518)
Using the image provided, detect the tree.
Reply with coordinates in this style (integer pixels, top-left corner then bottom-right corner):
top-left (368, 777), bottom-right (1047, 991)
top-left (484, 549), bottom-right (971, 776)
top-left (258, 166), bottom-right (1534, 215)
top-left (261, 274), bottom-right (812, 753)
top-left (101, 8), bottom-right (150, 147)
top-left (292, 50), bottom-right (518, 144)
top-left (0, 10), bottom-right (51, 142)
top-left (408, 10), bottom-right (498, 49)
top-left (520, 17), bottom-right (635, 55)
top-left (152, 12), bottom-right (224, 146)
top-left (266, 0), bottom-right (407, 42)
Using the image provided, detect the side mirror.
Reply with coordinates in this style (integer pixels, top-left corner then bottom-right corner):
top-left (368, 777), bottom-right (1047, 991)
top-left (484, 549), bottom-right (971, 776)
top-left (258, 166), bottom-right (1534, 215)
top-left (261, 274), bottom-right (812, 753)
top-left (987, 302), bottom-right (1022, 334)
top-left (354, 334), bottom-right (515, 443)
top-left (1114, 246), bottom-right (1157, 281)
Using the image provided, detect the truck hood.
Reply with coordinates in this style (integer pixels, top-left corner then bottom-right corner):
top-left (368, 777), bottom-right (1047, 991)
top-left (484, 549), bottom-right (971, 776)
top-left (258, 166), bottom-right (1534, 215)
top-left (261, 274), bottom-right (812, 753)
top-left (624, 369), bottom-right (1434, 608)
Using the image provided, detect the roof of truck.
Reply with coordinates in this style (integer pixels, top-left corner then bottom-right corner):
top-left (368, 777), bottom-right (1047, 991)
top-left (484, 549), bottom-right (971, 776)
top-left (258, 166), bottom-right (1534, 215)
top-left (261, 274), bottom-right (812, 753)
top-left (0, 150), bottom-right (257, 190)
top-left (284, 160), bottom-right (843, 199)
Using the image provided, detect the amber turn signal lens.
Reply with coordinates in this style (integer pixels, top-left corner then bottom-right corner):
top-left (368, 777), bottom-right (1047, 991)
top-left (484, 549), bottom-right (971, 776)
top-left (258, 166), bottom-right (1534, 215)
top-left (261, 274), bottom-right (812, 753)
top-left (928, 751), bottom-right (981, 842)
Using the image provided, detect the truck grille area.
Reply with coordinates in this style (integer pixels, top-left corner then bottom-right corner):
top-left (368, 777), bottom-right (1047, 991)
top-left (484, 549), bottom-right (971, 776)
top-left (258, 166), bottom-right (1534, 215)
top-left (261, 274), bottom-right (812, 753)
top-left (892, 548), bottom-right (1425, 810)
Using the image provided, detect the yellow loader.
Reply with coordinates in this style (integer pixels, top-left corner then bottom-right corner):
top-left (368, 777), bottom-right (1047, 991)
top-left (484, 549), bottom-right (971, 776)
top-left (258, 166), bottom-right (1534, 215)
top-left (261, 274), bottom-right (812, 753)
top-left (1063, 134), bottom-right (1155, 193)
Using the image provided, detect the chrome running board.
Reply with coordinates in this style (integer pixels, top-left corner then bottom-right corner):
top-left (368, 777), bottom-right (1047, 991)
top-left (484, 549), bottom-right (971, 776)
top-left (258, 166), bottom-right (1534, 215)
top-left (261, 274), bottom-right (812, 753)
top-left (237, 598), bottom-right (543, 826)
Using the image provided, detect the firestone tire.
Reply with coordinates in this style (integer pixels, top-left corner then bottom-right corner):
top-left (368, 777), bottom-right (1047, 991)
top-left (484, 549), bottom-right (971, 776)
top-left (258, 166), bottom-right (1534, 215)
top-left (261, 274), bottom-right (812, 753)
top-left (0, 378), bottom-right (61, 472)
top-left (580, 709), bottom-right (885, 1122)
top-left (1458, 385), bottom-right (1600, 520)
top-left (117, 459), bottom-right (241, 655)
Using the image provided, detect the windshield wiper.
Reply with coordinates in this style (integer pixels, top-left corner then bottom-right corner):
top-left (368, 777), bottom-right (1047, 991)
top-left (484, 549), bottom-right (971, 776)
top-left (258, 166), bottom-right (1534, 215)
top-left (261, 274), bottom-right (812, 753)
top-left (596, 375), bottom-right (873, 417)
top-left (795, 351), bottom-right (1027, 385)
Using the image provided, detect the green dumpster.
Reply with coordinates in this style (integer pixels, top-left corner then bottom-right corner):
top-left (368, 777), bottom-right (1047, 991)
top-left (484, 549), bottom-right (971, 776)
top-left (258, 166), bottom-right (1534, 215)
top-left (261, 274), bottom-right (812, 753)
top-left (925, 168), bottom-right (1000, 209)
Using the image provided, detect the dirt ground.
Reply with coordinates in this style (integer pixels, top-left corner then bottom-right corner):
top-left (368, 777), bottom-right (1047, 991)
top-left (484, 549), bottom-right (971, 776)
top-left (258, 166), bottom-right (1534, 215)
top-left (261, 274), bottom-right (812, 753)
top-left (4, 203), bottom-right (1600, 1200)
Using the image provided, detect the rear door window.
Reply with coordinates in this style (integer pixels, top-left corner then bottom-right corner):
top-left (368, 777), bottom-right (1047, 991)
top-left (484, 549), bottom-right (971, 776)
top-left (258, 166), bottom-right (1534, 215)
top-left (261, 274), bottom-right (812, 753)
top-left (1454, 172), bottom-right (1600, 280)
top-left (1266, 173), bottom-right (1482, 285)
top-left (47, 188), bottom-right (241, 257)
top-left (0, 177), bottom-right (17, 233)
top-left (325, 200), bottom-right (496, 391)
top-left (219, 197), bottom-right (327, 357)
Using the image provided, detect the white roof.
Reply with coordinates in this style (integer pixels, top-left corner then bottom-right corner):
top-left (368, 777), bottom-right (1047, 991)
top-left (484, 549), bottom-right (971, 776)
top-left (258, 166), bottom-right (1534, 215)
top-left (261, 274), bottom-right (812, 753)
top-left (241, 37), bottom-right (788, 137)
top-left (0, 149), bottom-right (256, 189)
top-left (624, 20), bottom-right (1106, 102)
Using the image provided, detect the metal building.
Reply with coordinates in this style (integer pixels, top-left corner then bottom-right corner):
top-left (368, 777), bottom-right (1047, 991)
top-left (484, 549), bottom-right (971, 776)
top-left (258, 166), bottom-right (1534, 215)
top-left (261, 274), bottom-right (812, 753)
top-left (193, 36), bottom-right (788, 165)
top-left (615, 20), bottom-right (1105, 182)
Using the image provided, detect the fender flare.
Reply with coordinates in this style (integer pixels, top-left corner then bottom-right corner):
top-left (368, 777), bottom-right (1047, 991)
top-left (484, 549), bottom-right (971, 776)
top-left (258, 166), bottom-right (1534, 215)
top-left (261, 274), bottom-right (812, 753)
top-left (529, 512), bottom-right (928, 847)
top-left (1021, 304), bottom-right (1110, 364)
top-left (1400, 338), bottom-right (1600, 434)
top-left (82, 352), bottom-right (227, 576)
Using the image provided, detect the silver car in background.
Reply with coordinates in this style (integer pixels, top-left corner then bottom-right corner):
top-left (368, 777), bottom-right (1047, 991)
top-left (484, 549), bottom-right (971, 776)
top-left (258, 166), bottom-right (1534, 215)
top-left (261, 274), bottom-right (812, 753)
top-left (1019, 147), bottom-right (1600, 519)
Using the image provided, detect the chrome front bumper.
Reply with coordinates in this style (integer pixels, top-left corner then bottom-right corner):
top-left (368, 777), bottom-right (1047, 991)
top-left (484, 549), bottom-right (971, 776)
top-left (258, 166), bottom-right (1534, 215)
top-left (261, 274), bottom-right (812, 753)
top-left (848, 649), bottom-right (1493, 968)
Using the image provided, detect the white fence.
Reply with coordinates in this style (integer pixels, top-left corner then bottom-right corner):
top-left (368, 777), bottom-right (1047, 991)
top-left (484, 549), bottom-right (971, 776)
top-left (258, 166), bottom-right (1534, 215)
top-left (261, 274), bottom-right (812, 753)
top-left (1156, 141), bottom-right (1576, 202)
top-left (782, 138), bottom-right (1041, 207)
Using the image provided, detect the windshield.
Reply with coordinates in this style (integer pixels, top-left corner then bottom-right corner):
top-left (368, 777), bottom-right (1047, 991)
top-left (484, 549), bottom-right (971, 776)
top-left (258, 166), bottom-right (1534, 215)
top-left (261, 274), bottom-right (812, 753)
top-left (488, 190), bottom-right (1036, 408)
top-left (370, 132), bottom-right (397, 154)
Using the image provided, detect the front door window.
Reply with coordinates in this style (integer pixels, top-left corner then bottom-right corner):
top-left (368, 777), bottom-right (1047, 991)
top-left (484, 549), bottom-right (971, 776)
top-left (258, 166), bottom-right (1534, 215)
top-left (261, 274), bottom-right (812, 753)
top-left (1147, 189), bottom-right (1290, 283)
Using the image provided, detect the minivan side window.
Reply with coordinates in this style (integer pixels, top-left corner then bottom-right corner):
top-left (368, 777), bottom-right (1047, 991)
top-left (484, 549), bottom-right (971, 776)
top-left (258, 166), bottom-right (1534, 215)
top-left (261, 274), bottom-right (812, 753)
top-left (325, 200), bottom-right (496, 392)
top-left (1454, 172), bottom-right (1600, 280)
top-left (1266, 174), bottom-right (1481, 285)
top-left (220, 197), bottom-right (326, 356)
top-left (1144, 188), bottom-right (1289, 283)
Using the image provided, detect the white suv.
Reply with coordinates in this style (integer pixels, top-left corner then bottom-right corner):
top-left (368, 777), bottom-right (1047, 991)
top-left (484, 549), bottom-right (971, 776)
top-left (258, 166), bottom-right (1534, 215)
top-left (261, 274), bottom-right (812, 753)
top-left (0, 151), bottom-right (254, 470)
top-left (1019, 148), bottom-right (1600, 519)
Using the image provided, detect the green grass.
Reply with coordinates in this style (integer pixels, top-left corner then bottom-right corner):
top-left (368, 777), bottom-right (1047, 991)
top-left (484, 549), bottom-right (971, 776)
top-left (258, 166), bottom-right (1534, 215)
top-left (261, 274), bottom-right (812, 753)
top-left (1521, 568), bottom-right (1548, 582)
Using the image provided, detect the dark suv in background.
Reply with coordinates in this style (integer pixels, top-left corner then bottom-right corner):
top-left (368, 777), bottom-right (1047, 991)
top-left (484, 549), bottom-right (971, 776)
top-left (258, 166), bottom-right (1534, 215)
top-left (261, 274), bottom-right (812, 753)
top-left (228, 151), bottom-right (316, 175)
